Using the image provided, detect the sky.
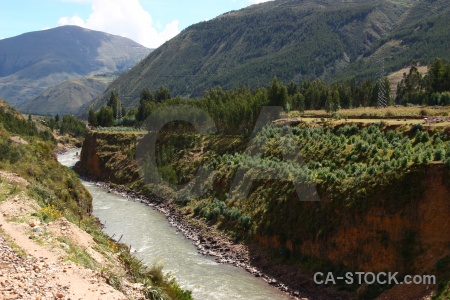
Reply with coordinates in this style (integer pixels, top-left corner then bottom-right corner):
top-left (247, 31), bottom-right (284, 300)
top-left (0, 0), bottom-right (273, 48)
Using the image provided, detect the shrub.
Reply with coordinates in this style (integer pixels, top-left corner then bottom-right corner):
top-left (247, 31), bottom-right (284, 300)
top-left (410, 124), bottom-right (423, 136)
top-left (445, 158), bottom-right (450, 169)
top-left (434, 149), bottom-right (445, 161)
top-left (421, 132), bottom-right (430, 143)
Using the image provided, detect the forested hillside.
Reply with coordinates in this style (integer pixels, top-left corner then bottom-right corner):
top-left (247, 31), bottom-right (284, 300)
top-left (93, 0), bottom-right (450, 108)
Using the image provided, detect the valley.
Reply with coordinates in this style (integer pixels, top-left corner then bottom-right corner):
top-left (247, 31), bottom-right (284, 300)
top-left (1, 0), bottom-right (450, 299)
top-left (74, 110), bottom-right (450, 299)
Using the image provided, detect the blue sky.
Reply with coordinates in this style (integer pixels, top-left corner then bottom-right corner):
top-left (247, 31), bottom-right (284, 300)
top-left (0, 0), bottom-right (272, 48)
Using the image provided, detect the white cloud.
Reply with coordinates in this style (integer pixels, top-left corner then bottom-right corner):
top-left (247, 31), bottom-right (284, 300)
top-left (58, 16), bottom-right (85, 27)
top-left (57, 0), bottom-right (180, 48)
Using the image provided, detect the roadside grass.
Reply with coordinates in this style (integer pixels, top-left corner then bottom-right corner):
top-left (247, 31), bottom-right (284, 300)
top-left (57, 236), bottom-right (98, 271)
top-left (0, 180), bottom-right (8, 203)
top-left (0, 180), bottom-right (21, 203)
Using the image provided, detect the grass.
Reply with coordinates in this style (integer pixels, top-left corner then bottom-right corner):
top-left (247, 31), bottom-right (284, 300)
top-left (289, 106), bottom-right (450, 119)
top-left (0, 181), bottom-right (8, 202)
top-left (0, 178), bottom-right (21, 202)
top-left (57, 236), bottom-right (98, 270)
top-left (299, 117), bottom-right (426, 126)
top-left (0, 99), bottom-right (193, 300)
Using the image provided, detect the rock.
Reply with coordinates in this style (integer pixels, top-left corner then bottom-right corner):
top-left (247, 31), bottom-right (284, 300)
top-left (55, 292), bottom-right (64, 298)
top-left (60, 242), bottom-right (69, 249)
top-left (33, 264), bottom-right (41, 272)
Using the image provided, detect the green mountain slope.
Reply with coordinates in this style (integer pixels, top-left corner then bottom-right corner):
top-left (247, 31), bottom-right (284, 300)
top-left (18, 75), bottom-right (112, 116)
top-left (92, 0), bottom-right (450, 109)
top-left (0, 26), bottom-right (151, 107)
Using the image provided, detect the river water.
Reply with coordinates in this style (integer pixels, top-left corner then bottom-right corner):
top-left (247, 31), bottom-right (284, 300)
top-left (58, 149), bottom-right (289, 300)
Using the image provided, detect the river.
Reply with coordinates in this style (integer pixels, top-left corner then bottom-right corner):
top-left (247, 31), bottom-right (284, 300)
top-left (58, 149), bottom-right (289, 300)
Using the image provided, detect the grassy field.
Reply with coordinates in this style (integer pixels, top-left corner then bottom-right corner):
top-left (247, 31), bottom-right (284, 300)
top-left (282, 106), bottom-right (450, 128)
top-left (287, 106), bottom-right (449, 119)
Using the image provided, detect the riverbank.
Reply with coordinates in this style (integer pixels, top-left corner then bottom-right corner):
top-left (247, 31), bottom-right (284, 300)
top-left (0, 171), bottom-right (146, 300)
top-left (90, 181), bottom-right (349, 300)
top-left (74, 128), bottom-right (449, 300)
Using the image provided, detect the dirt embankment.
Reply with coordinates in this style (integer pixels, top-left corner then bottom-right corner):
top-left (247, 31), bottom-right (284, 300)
top-left (0, 172), bottom-right (146, 300)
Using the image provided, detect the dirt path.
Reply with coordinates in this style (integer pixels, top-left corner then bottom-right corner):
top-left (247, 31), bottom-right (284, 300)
top-left (0, 172), bottom-right (145, 300)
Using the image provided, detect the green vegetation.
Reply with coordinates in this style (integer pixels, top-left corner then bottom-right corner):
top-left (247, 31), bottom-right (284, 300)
top-left (0, 106), bottom-right (53, 140)
top-left (88, 91), bottom-right (127, 127)
top-left (155, 122), bottom-right (449, 236)
top-left (396, 58), bottom-right (450, 105)
top-left (0, 98), bottom-right (191, 300)
top-left (99, 65), bottom-right (449, 133)
top-left (81, 113), bottom-right (450, 298)
top-left (39, 114), bottom-right (87, 138)
top-left (92, 0), bottom-right (450, 108)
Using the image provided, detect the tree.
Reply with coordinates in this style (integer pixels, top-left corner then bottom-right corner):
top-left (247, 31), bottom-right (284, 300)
top-left (140, 88), bottom-right (154, 103)
top-left (444, 62), bottom-right (450, 92)
top-left (137, 101), bottom-right (157, 123)
top-left (268, 77), bottom-right (288, 108)
top-left (97, 106), bottom-right (114, 127)
top-left (287, 81), bottom-right (298, 96)
top-left (325, 88), bottom-right (340, 114)
top-left (293, 93), bottom-right (305, 114)
top-left (155, 86), bottom-right (171, 102)
top-left (49, 118), bottom-right (56, 132)
top-left (59, 115), bottom-right (87, 137)
top-left (88, 108), bottom-right (98, 127)
top-left (427, 57), bottom-right (445, 94)
top-left (127, 108), bottom-right (139, 117)
top-left (396, 61), bottom-right (424, 105)
top-left (107, 91), bottom-right (122, 119)
top-left (383, 76), bottom-right (392, 106)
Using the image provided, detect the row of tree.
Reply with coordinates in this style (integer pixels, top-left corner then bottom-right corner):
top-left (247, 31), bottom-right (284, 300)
top-left (132, 76), bottom-right (391, 133)
top-left (44, 114), bottom-right (86, 137)
top-left (88, 91), bottom-right (126, 127)
top-left (87, 57), bottom-right (450, 130)
top-left (396, 58), bottom-right (450, 105)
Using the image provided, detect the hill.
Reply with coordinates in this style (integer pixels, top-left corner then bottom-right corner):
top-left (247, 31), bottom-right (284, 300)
top-left (18, 74), bottom-right (113, 116)
top-left (0, 26), bottom-right (151, 107)
top-left (92, 0), bottom-right (450, 109)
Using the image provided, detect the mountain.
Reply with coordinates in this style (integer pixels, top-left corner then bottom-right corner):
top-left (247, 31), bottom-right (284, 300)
top-left (92, 0), bottom-right (450, 109)
top-left (0, 26), bottom-right (151, 108)
top-left (18, 74), bottom-right (113, 116)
